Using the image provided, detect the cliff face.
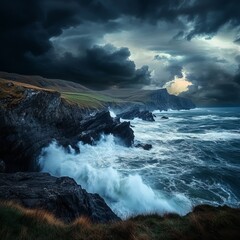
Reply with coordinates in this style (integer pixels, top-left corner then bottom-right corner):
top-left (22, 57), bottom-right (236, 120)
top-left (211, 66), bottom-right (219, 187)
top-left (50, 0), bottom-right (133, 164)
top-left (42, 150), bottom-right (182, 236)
top-left (106, 88), bottom-right (195, 112)
top-left (0, 81), bottom-right (134, 172)
top-left (146, 89), bottom-right (196, 111)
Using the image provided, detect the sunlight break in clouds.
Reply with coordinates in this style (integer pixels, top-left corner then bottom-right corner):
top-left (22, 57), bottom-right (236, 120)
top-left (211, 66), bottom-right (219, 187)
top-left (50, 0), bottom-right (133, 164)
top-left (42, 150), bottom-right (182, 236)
top-left (165, 71), bottom-right (193, 95)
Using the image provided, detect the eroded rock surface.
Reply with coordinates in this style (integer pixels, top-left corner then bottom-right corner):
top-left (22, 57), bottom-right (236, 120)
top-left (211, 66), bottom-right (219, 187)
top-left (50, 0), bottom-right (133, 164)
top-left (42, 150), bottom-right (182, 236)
top-left (0, 85), bottom-right (134, 172)
top-left (0, 172), bottom-right (120, 223)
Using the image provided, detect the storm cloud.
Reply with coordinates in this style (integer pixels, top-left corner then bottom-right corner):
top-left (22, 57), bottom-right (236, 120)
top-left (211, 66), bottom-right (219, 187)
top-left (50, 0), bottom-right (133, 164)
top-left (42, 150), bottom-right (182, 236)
top-left (0, 0), bottom-right (240, 104)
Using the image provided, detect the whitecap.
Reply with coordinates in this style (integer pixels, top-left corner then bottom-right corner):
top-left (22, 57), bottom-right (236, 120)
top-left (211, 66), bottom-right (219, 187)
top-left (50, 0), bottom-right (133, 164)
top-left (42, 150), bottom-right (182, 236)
top-left (38, 135), bottom-right (192, 218)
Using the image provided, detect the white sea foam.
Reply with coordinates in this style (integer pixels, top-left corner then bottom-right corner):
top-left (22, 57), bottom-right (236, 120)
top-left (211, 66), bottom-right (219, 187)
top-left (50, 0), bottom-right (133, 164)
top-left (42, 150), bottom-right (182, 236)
top-left (38, 107), bottom-right (240, 218)
top-left (153, 108), bottom-right (202, 114)
top-left (192, 115), bottom-right (240, 121)
top-left (109, 108), bottom-right (116, 118)
top-left (131, 117), bottom-right (240, 142)
top-left (38, 135), bottom-right (192, 218)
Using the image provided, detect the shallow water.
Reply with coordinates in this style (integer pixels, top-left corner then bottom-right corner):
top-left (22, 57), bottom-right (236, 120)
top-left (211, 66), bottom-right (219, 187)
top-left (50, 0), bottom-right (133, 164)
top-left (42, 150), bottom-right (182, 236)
top-left (38, 107), bottom-right (240, 218)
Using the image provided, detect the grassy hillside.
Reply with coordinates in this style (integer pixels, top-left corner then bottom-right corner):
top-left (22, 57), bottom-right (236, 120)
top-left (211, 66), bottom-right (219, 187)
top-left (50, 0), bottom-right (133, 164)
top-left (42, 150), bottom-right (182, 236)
top-left (0, 78), bottom-right (56, 109)
top-left (0, 202), bottom-right (239, 240)
top-left (62, 92), bottom-right (124, 108)
top-left (0, 71), bottom-right (90, 93)
top-left (0, 79), bottom-right (122, 110)
top-left (0, 74), bottom-right (131, 109)
top-left (0, 71), bottom-right (161, 107)
top-left (0, 71), bottom-right (195, 110)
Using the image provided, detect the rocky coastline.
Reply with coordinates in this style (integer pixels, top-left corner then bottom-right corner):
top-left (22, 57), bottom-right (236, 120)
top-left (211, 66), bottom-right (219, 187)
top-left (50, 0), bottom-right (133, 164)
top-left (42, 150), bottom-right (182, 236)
top-left (1, 79), bottom-right (239, 238)
top-left (0, 172), bottom-right (120, 223)
top-left (0, 80), bottom-right (139, 222)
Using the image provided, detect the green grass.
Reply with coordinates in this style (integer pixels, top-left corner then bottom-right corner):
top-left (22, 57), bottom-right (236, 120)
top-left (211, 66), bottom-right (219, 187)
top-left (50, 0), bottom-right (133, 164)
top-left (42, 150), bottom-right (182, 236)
top-left (62, 92), bottom-right (124, 108)
top-left (0, 202), bottom-right (239, 240)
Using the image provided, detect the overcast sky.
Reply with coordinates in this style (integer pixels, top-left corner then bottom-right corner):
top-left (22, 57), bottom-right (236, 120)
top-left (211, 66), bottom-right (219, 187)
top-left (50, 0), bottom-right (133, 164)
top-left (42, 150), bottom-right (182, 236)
top-left (1, 0), bottom-right (240, 106)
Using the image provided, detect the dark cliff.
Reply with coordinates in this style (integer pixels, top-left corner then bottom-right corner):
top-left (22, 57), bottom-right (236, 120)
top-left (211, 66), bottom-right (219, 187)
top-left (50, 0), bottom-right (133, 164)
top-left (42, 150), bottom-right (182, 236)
top-left (145, 89), bottom-right (195, 111)
top-left (0, 80), bottom-right (134, 172)
top-left (105, 88), bottom-right (195, 112)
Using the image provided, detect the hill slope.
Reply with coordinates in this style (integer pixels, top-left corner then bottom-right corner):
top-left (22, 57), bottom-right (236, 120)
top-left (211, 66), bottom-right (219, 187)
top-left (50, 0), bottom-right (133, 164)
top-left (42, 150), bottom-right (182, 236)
top-left (0, 71), bottom-right (90, 92)
top-left (0, 202), bottom-right (239, 240)
top-left (0, 71), bottom-right (195, 110)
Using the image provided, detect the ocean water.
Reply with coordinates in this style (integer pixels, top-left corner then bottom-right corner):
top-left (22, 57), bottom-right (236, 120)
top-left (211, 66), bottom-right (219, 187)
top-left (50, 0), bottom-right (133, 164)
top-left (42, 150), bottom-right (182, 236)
top-left (38, 107), bottom-right (240, 218)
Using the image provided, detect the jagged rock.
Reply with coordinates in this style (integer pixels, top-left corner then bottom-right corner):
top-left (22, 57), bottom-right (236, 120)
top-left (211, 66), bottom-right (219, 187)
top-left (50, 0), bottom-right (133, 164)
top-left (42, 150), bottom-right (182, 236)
top-left (117, 108), bottom-right (155, 122)
top-left (134, 141), bottom-right (152, 150)
top-left (0, 88), bottom-right (134, 172)
top-left (0, 160), bottom-right (5, 172)
top-left (77, 111), bottom-right (134, 147)
top-left (134, 142), bottom-right (152, 150)
top-left (111, 121), bottom-right (134, 147)
top-left (0, 172), bottom-right (120, 223)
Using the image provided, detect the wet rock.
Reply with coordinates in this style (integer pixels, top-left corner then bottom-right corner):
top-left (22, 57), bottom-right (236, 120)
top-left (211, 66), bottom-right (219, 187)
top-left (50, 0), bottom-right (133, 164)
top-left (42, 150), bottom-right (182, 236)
top-left (161, 116), bottom-right (169, 119)
top-left (78, 111), bottom-right (134, 147)
top-left (0, 160), bottom-right (5, 172)
top-left (111, 121), bottom-right (134, 147)
top-left (117, 108), bottom-right (155, 122)
top-left (0, 172), bottom-right (120, 223)
top-left (134, 142), bottom-right (152, 150)
top-left (0, 89), bottom-right (134, 172)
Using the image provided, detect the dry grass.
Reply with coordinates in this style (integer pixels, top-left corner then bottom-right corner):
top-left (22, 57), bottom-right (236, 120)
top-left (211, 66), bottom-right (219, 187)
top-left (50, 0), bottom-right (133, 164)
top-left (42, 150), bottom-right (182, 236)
top-left (0, 201), bottom-right (240, 240)
top-left (0, 79), bottom-right (54, 109)
top-left (1, 201), bottom-right (64, 227)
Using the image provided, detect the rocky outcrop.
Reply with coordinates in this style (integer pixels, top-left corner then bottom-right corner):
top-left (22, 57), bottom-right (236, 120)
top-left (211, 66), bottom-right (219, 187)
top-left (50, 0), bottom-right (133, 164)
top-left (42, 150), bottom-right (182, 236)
top-left (117, 108), bottom-right (155, 122)
top-left (0, 172), bottom-right (120, 223)
top-left (134, 142), bottom-right (152, 150)
top-left (0, 160), bottom-right (5, 173)
top-left (77, 111), bottom-right (134, 147)
top-left (145, 89), bottom-right (195, 111)
top-left (0, 83), bottom-right (134, 172)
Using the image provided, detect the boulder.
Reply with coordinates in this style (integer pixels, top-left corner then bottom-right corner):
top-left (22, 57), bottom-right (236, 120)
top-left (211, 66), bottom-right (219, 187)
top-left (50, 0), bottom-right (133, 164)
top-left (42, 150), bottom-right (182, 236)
top-left (161, 116), bottom-right (169, 119)
top-left (0, 172), bottom-right (120, 223)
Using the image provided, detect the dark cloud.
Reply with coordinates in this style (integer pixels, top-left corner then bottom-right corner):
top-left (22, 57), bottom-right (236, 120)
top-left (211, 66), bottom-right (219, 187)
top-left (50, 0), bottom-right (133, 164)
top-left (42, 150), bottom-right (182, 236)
top-left (22, 44), bottom-right (150, 89)
top-left (234, 37), bottom-right (240, 44)
top-left (154, 48), bottom-right (240, 106)
top-left (0, 0), bottom-right (153, 88)
top-left (166, 65), bottom-right (183, 79)
top-left (154, 55), bottom-right (184, 84)
top-left (0, 0), bottom-right (240, 103)
top-left (179, 63), bottom-right (240, 106)
top-left (116, 0), bottom-right (240, 39)
top-left (154, 55), bottom-right (169, 61)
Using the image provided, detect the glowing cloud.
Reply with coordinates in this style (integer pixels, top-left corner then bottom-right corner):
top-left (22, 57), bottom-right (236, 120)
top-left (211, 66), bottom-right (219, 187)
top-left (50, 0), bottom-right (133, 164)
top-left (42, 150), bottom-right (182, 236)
top-left (165, 71), bottom-right (193, 95)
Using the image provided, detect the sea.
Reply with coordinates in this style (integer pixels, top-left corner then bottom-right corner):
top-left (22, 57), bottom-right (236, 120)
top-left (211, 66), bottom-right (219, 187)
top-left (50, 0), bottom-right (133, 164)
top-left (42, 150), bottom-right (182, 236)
top-left (38, 107), bottom-right (240, 218)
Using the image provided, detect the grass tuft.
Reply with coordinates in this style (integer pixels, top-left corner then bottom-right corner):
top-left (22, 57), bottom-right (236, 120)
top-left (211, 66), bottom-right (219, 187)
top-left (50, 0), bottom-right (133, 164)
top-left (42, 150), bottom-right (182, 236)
top-left (0, 201), bottom-right (240, 240)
